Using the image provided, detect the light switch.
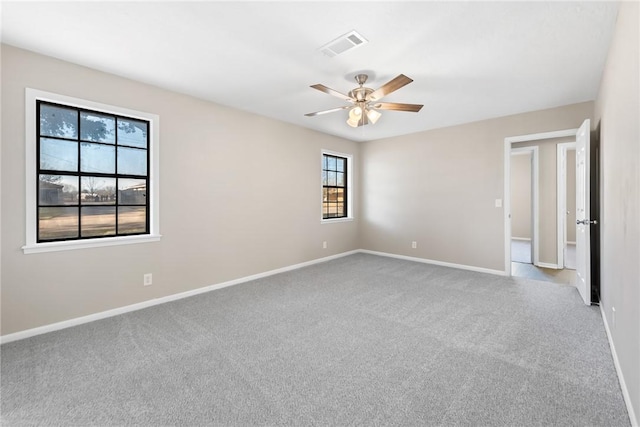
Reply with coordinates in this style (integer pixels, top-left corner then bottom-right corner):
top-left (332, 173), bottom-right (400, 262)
top-left (495, 199), bottom-right (503, 208)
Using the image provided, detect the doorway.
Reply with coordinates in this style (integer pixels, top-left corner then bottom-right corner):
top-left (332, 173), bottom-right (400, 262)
top-left (504, 130), bottom-right (579, 286)
top-left (510, 147), bottom-right (538, 265)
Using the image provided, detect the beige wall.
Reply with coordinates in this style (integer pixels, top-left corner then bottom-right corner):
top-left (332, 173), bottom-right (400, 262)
top-left (566, 149), bottom-right (576, 243)
top-left (360, 102), bottom-right (592, 271)
top-left (510, 153), bottom-right (532, 240)
top-left (1, 45), bottom-right (360, 335)
top-left (594, 1), bottom-right (639, 421)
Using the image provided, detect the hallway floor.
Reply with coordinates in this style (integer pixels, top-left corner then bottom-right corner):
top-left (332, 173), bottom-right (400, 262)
top-left (511, 262), bottom-right (577, 286)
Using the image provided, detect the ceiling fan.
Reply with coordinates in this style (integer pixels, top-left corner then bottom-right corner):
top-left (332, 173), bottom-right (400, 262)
top-left (305, 73), bottom-right (423, 127)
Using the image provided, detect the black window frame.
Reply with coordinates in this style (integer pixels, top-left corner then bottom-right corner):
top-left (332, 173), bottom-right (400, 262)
top-left (322, 153), bottom-right (348, 220)
top-left (36, 100), bottom-right (151, 243)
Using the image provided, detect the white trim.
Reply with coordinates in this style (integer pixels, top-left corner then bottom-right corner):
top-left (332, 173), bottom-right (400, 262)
top-left (536, 262), bottom-right (560, 269)
top-left (0, 249), bottom-right (506, 343)
top-left (557, 143), bottom-right (565, 268)
top-left (557, 142), bottom-right (577, 269)
top-left (532, 147), bottom-right (540, 266)
top-left (504, 128), bottom-right (579, 276)
top-left (24, 88), bottom-right (160, 254)
top-left (321, 217), bottom-right (353, 224)
top-left (22, 234), bottom-right (162, 254)
top-left (511, 237), bottom-right (531, 241)
top-left (321, 149), bottom-right (354, 222)
top-left (600, 304), bottom-right (638, 427)
top-left (504, 138), bottom-right (511, 275)
top-left (1, 250), bottom-right (359, 344)
top-left (505, 128), bottom-right (578, 144)
top-left (359, 249), bottom-right (507, 276)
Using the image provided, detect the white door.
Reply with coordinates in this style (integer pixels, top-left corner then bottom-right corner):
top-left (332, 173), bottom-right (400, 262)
top-left (575, 119), bottom-right (591, 305)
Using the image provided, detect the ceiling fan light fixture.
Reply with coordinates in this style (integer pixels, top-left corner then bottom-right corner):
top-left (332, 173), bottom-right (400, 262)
top-left (366, 108), bottom-right (381, 124)
top-left (348, 106), bottom-right (363, 121)
top-left (346, 116), bottom-right (360, 127)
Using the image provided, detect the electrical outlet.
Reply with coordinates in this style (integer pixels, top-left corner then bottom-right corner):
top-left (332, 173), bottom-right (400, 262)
top-left (411, 241), bottom-right (417, 249)
top-left (322, 241), bottom-right (327, 249)
top-left (143, 273), bottom-right (153, 286)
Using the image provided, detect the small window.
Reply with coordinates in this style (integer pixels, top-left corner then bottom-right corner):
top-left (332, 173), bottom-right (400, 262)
top-left (24, 89), bottom-right (160, 253)
top-left (322, 151), bottom-right (352, 220)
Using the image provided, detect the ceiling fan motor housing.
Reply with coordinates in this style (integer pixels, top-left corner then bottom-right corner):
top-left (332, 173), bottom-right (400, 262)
top-left (348, 87), bottom-right (374, 102)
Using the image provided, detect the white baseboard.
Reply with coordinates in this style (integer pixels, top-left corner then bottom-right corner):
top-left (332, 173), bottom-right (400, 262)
top-left (600, 304), bottom-right (638, 427)
top-left (359, 249), bottom-right (507, 276)
top-left (511, 237), bottom-right (532, 241)
top-left (0, 250), bottom-right (359, 344)
top-left (536, 262), bottom-right (560, 269)
top-left (1, 249), bottom-right (507, 343)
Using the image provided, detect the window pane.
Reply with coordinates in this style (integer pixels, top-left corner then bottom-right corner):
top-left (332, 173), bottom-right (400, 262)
top-left (117, 118), bottom-right (148, 148)
top-left (118, 179), bottom-right (146, 205)
top-left (40, 138), bottom-right (78, 172)
top-left (328, 171), bottom-right (337, 186)
top-left (327, 188), bottom-right (338, 202)
top-left (81, 206), bottom-right (116, 237)
top-left (322, 170), bottom-right (327, 186)
top-left (39, 207), bottom-right (78, 240)
top-left (337, 203), bottom-right (345, 216)
top-left (39, 104), bottom-right (78, 139)
top-left (81, 177), bottom-right (116, 205)
top-left (337, 172), bottom-right (345, 187)
top-left (117, 147), bottom-right (147, 175)
top-left (39, 175), bottom-right (78, 205)
top-left (327, 156), bottom-right (336, 170)
top-left (118, 206), bottom-right (146, 234)
top-left (80, 112), bottom-right (115, 143)
top-left (80, 142), bottom-right (115, 173)
top-left (337, 158), bottom-right (345, 172)
top-left (328, 204), bottom-right (337, 216)
top-left (323, 155), bottom-right (328, 170)
top-left (336, 188), bottom-right (345, 202)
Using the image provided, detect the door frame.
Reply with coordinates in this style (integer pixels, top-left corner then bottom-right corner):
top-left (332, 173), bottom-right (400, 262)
top-left (503, 128), bottom-right (578, 275)
top-left (510, 146), bottom-right (539, 267)
top-left (557, 142), bottom-right (577, 269)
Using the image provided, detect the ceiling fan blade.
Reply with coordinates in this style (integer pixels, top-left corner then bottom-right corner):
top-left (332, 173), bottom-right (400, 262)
top-left (373, 102), bottom-right (423, 112)
top-left (368, 74), bottom-right (413, 101)
top-left (305, 106), bottom-right (351, 117)
top-left (310, 84), bottom-right (353, 102)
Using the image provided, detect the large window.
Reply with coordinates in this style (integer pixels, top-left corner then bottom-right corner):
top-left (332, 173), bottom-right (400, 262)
top-left (24, 89), bottom-right (160, 253)
top-left (322, 151), bottom-right (351, 220)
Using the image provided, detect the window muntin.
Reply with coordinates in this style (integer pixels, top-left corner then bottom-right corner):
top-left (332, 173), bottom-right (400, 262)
top-left (36, 100), bottom-right (150, 242)
top-left (322, 153), bottom-right (348, 219)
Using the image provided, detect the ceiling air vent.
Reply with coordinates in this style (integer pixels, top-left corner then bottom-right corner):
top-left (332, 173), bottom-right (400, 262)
top-left (320, 30), bottom-right (368, 57)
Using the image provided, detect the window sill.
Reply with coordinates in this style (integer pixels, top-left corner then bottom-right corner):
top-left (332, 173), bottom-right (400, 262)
top-left (22, 234), bottom-right (162, 254)
top-left (321, 217), bottom-right (354, 224)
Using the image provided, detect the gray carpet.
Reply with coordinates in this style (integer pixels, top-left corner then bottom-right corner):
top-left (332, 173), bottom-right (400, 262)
top-left (1, 253), bottom-right (629, 426)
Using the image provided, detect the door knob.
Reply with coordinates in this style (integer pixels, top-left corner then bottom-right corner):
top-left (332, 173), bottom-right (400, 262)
top-left (576, 219), bottom-right (598, 225)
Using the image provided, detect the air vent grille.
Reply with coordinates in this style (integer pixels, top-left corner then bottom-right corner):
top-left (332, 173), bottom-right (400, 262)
top-left (320, 30), bottom-right (368, 57)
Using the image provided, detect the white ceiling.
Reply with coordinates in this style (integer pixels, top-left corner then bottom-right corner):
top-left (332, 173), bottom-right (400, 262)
top-left (1, 1), bottom-right (619, 142)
